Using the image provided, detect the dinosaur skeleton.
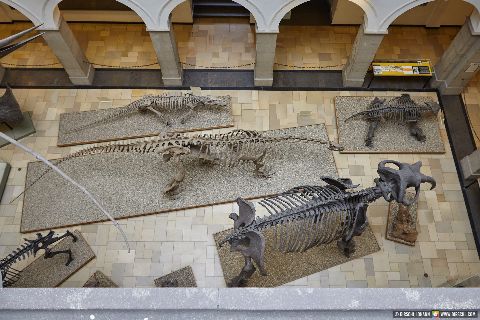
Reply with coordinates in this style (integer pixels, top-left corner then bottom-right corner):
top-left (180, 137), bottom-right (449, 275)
top-left (22, 128), bottom-right (343, 196)
top-left (219, 160), bottom-right (436, 287)
top-left (0, 230), bottom-right (77, 287)
top-left (67, 93), bottom-right (232, 133)
top-left (345, 94), bottom-right (440, 147)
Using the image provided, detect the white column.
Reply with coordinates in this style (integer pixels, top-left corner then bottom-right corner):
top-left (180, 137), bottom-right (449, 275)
top-left (254, 31), bottom-right (278, 87)
top-left (430, 17), bottom-right (480, 95)
top-left (41, 15), bottom-right (94, 85)
top-left (149, 18), bottom-right (183, 86)
top-left (342, 21), bottom-right (385, 87)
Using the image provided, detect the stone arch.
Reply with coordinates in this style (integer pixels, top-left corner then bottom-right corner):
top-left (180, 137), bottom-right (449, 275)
top-left (0, 0), bottom-right (42, 25)
top-left (40, 0), bottom-right (157, 30)
top-left (378, 0), bottom-right (480, 32)
top-left (269, 0), bottom-right (376, 33)
top-left (157, 0), bottom-right (186, 30)
top-left (231, 0), bottom-right (269, 31)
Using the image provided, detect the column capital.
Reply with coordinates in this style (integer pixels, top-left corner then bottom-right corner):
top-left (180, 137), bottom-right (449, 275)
top-left (255, 28), bottom-right (280, 35)
top-left (36, 7), bottom-right (62, 31)
top-left (469, 11), bottom-right (480, 36)
top-left (362, 20), bottom-right (388, 36)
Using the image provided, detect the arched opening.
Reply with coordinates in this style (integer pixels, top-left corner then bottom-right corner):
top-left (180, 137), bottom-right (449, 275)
top-left (275, 0), bottom-right (364, 70)
top-left (174, 0), bottom-right (255, 69)
top-left (55, 0), bottom-right (160, 69)
top-left (0, 5), bottom-right (59, 69)
top-left (375, 0), bottom-right (474, 66)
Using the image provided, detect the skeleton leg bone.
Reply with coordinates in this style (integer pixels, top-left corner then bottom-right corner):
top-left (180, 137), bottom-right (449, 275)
top-left (365, 120), bottom-right (379, 148)
top-left (162, 147), bottom-right (190, 194)
top-left (44, 248), bottom-right (74, 266)
top-left (146, 106), bottom-right (172, 126)
top-left (177, 102), bottom-right (199, 124)
top-left (228, 231), bottom-right (266, 287)
top-left (408, 121), bottom-right (426, 142)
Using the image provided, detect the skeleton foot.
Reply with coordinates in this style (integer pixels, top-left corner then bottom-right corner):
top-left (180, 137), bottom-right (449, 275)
top-left (337, 238), bottom-right (356, 258)
top-left (227, 265), bottom-right (256, 287)
top-left (365, 138), bottom-right (374, 148)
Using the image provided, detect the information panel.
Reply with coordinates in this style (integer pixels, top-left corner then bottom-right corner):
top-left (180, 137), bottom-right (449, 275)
top-left (372, 61), bottom-right (433, 77)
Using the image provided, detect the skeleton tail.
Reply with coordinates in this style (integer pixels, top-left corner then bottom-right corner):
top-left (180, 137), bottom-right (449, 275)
top-left (0, 132), bottom-right (131, 252)
top-left (10, 139), bottom-right (157, 205)
top-left (65, 97), bottom-right (153, 134)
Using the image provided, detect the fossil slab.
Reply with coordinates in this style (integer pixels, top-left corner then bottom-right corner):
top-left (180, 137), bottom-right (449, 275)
top-left (57, 97), bottom-right (234, 146)
top-left (386, 193), bottom-right (418, 246)
top-left (154, 266), bottom-right (196, 287)
top-left (335, 96), bottom-right (445, 153)
top-left (214, 225), bottom-right (380, 287)
top-left (83, 271), bottom-right (118, 288)
top-left (10, 231), bottom-right (95, 288)
top-left (21, 124), bottom-right (337, 232)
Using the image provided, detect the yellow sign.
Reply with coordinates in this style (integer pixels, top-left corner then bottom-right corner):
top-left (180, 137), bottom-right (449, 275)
top-left (371, 61), bottom-right (432, 77)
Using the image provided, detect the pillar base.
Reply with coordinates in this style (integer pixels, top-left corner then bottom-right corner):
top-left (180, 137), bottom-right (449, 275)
top-left (254, 77), bottom-right (273, 87)
top-left (461, 149), bottom-right (480, 185)
top-left (342, 74), bottom-right (365, 88)
top-left (162, 76), bottom-right (183, 87)
top-left (69, 64), bottom-right (95, 85)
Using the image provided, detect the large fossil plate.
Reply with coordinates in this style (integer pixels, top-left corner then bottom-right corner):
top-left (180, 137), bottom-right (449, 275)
top-left (21, 124), bottom-right (337, 232)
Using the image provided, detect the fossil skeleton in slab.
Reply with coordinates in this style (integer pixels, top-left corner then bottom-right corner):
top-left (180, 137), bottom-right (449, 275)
top-left (0, 230), bottom-right (77, 287)
top-left (67, 93), bottom-right (232, 133)
top-left (21, 128), bottom-right (342, 196)
top-left (345, 94), bottom-right (441, 148)
top-left (219, 160), bottom-right (436, 287)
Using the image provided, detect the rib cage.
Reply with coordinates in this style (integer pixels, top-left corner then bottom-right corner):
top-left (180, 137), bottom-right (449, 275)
top-left (222, 185), bottom-right (381, 252)
top-left (258, 185), bottom-right (355, 252)
top-left (1, 239), bottom-right (36, 287)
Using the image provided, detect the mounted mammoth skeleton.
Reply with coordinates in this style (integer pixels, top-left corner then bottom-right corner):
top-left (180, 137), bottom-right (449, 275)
top-left (219, 160), bottom-right (436, 287)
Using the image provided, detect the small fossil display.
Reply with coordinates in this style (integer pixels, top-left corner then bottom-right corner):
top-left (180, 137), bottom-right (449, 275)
top-left (67, 93), bottom-right (232, 134)
top-left (219, 160), bottom-right (436, 287)
top-left (0, 230), bottom-right (77, 287)
top-left (345, 94), bottom-right (440, 148)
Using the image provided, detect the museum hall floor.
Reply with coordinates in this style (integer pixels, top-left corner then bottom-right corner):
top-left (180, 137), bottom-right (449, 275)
top-left (0, 88), bottom-right (478, 288)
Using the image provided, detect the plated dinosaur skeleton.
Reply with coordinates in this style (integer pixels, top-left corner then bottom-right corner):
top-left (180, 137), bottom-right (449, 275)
top-left (345, 94), bottom-right (440, 147)
top-left (67, 93), bottom-right (232, 133)
top-left (21, 128), bottom-right (342, 196)
top-left (219, 160), bottom-right (436, 287)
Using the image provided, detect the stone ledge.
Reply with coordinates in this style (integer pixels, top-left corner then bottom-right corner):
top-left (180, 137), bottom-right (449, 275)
top-left (1, 288), bottom-right (479, 311)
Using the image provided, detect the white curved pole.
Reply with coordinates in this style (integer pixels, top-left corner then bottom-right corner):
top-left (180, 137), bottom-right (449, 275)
top-left (0, 132), bottom-right (130, 252)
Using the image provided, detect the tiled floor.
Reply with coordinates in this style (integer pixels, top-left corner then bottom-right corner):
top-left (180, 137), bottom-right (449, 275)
top-left (0, 21), bottom-right (459, 70)
top-left (0, 88), bottom-right (478, 288)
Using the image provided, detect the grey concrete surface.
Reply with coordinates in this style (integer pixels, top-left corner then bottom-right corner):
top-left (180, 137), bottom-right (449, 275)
top-left (0, 288), bottom-right (479, 319)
